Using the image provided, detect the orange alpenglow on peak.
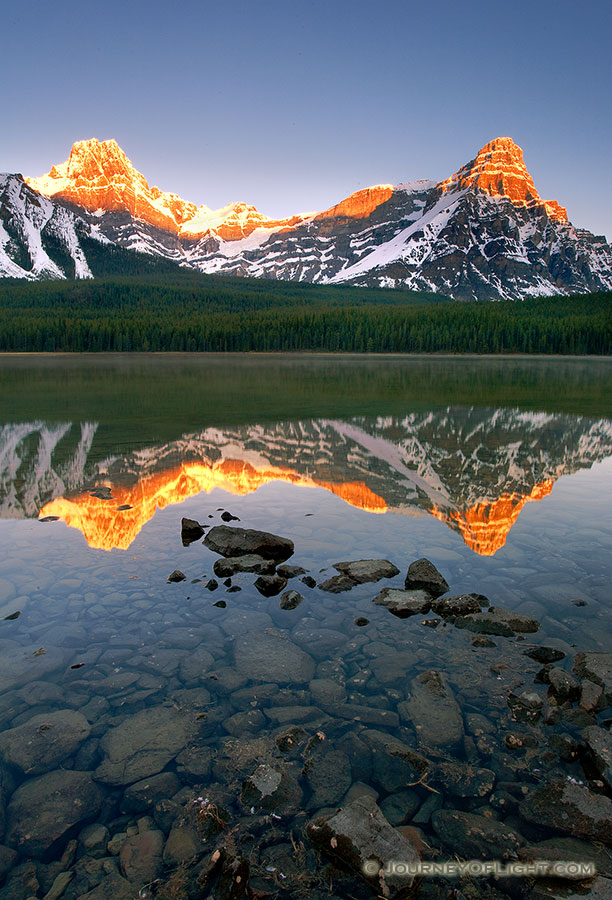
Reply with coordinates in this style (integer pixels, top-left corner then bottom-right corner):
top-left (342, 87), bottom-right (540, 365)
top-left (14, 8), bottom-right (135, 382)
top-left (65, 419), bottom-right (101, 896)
top-left (26, 138), bottom-right (309, 241)
top-left (431, 480), bottom-right (555, 556)
top-left (316, 185), bottom-right (395, 221)
top-left (438, 137), bottom-right (568, 223)
top-left (37, 458), bottom-right (386, 551)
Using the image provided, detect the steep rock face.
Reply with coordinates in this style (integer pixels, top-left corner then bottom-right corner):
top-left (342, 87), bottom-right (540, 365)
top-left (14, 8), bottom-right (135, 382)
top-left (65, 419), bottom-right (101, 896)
top-left (438, 137), bottom-right (568, 222)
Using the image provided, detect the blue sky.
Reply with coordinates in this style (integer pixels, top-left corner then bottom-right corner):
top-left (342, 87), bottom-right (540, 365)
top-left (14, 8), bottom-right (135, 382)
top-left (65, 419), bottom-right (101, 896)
top-left (3, 0), bottom-right (611, 238)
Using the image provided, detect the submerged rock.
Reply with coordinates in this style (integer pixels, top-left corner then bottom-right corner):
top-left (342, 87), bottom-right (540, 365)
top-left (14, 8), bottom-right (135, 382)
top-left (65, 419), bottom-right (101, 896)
top-left (307, 794), bottom-right (421, 899)
top-left (234, 632), bottom-right (315, 684)
top-left (204, 525), bottom-right (294, 561)
top-left (399, 670), bottom-right (464, 750)
top-left (519, 779), bottom-right (612, 845)
top-left (363, 729), bottom-right (430, 793)
top-left (320, 559), bottom-right (400, 593)
top-left (241, 763), bottom-right (302, 812)
top-left (523, 646), bottom-right (566, 664)
top-left (119, 829), bottom-right (164, 883)
top-left (404, 558), bottom-right (449, 598)
top-left (94, 707), bottom-right (196, 785)
top-left (582, 726), bottom-right (612, 791)
top-left (6, 769), bottom-right (104, 858)
top-left (373, 587), bottom-right (432, 618)
top-left (455, 606), bottom-right (540, 636)
top-left (0, 709), bottom-right (90, 775)
top-left (433, 762), bottom-right (495, 799)
top-left (573, 652), bottom-right (612, 704)
top-left (432, 809), bottom-right (525, 860)
top-left (303, 748), bottom-right (352, 808)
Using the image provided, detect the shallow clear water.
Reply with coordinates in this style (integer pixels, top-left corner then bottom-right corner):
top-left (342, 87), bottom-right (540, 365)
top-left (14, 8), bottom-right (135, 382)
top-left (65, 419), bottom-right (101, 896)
top-left (0, 354), bottom-right (611, 900)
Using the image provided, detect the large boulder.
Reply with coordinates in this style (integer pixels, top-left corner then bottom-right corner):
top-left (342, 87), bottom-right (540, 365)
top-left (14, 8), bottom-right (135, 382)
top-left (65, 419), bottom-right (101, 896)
top-left (404, 558), bottom-right (449, 598)
top-left (519, 780), bottom-right (612, 845)
top-left (307, 794), bottom-right (421, 899)
top-left (204, 526), bottom-right (294, 561)
top-left (6, 769), bottom-right (104, 858)
top-left (0, 709), bottom-right (91, 775)
top-left (94, 706), bottom-right (196, 785)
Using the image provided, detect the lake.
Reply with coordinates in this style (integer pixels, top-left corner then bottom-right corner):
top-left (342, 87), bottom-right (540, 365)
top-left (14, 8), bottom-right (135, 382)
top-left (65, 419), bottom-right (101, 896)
top-left (0, 353), bottom-right (611, 900)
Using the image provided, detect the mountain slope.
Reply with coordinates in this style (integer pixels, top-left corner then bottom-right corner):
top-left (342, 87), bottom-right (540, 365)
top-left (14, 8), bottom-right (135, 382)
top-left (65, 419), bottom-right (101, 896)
top-left (0, 174), bottom-right (98, 279)
top-left (12, 136), bottom-right (612, 299)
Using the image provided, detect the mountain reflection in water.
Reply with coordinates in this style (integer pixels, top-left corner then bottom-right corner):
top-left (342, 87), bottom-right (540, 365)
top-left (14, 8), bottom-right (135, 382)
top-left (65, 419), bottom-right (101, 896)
top-left (2, 408), bottom-right (611, 555)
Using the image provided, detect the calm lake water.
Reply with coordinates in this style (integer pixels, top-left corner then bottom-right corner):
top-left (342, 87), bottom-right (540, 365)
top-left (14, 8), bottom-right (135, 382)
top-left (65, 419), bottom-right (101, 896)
top-left (0, 354), bottom-right (611, 900)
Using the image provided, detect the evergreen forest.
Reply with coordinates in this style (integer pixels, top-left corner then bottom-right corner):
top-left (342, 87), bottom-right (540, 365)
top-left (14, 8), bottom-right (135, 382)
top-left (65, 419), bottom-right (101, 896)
top-left (0, 274), bottom-right (610, 354)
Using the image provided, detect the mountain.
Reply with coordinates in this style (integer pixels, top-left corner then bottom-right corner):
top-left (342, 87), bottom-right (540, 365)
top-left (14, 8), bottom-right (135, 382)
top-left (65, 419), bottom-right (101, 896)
top-left (5, 136), bottom-right (612, 299)
top-left (3, 409), bottom-right (612, 554)
top-left (0, 173), bottom-right (100, 279)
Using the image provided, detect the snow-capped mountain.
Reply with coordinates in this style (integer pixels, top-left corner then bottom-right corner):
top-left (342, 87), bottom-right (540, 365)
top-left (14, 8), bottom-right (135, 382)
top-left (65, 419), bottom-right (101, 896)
top-left (3, 410), bottom-right (612, 554)
top-left (0, 174), bottom-right (104, 279)
top-left (3, 136), bottom-right (611, 299)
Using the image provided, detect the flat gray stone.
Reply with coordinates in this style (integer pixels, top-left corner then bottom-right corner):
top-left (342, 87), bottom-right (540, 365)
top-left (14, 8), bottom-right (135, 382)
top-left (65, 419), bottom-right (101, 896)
top-left (0, 709), bottom-right (90, 775)
top-left (399, 670), bottom-right (464, 749)
top-left (94, 707), bottom-right (196, 785)
top-left (234, 633), bottom-right (315, 684)
top-left (6, 769), bottom-right (104, 858)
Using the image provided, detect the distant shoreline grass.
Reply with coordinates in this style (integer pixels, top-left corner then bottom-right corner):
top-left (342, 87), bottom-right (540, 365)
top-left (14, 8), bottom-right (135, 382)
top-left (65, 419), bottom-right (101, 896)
top-left (0, 276), bottom-right (610, 355)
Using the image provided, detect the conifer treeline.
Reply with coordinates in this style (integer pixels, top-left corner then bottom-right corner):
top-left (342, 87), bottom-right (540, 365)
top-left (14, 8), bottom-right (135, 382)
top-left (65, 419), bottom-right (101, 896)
top-left (0, 278), bottom-right (610, 354)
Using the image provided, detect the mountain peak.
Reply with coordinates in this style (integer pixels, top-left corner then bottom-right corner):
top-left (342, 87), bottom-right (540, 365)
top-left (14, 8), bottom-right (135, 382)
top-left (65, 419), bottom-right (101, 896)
top-left (26, 139), bottom-right (309, 241)
top-left (438, 137), bottom-right (567, 222)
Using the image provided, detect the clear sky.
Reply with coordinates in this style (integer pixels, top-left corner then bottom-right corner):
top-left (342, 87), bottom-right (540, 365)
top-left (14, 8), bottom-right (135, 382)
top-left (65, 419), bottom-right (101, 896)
top-left (2, 0), bottom-right (611, 239)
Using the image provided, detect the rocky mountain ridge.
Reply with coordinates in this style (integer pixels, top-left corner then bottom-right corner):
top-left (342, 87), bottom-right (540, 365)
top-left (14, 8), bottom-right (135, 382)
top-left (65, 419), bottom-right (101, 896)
top-left (2, 136), bottom-right (611, 299)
